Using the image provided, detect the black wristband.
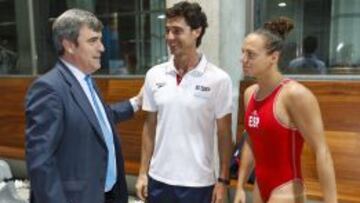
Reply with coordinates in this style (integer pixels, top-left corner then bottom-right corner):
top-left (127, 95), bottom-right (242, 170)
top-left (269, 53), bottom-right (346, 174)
top-left (217, 177), bottom-right (230, 185)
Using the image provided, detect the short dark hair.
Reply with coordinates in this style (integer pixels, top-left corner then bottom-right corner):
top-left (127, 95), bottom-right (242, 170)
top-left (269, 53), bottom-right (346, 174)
top-left (52, 9), bottom-right (103, 55)
top-left (303, 36), bottom-right (317, 54)
top-left (166, 1), bottom-right (208, 47)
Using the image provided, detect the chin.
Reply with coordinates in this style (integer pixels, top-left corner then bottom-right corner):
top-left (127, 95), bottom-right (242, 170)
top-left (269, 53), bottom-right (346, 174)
top-left (170, 48), bottom-right (182, 56)
top-left (243, 69), bottom-right (251, 76)
top-left (169, 50), bottom-right (177, 56)
top-left (90, 65), bottom-right (101, 73)
top-left (95, 63), bottom-right (101, 69)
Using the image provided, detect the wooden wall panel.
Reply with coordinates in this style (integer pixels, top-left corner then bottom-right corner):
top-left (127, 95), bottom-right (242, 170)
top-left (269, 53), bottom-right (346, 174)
top-left (102, 78), bottom-right (145, 169)
top-left (0, 78), bottom-right (33, 159)
top-left (0, 77), bottom-right (145, 169)
top-left (0, 77), bottom-right (360, 201)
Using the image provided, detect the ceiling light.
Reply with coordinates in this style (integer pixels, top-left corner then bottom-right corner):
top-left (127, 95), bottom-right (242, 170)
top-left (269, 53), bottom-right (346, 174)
top-left (337, 43), bottom-right (344, 52)
top-left (278, 2), bottom-right (287, 7)
top-left (157, 14), bottom-right (165, 19)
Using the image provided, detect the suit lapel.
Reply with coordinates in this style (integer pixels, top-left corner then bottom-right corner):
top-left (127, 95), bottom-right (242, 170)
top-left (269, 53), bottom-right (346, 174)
top-left (56, 61), bottom-right (107, 147)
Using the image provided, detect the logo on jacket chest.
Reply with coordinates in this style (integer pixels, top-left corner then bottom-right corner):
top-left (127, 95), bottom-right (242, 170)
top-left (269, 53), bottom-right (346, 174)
top-left (248, 110), bottom-right (260, 128)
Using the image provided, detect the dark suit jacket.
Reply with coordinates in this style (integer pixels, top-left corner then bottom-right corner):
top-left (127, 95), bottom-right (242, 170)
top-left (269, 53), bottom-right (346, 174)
top-left (25, 61), bottom-right (133, 203)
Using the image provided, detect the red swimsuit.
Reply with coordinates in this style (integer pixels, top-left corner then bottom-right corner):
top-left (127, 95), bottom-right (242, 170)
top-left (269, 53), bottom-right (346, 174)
top-left (245, 79), bottom-right (304, 202)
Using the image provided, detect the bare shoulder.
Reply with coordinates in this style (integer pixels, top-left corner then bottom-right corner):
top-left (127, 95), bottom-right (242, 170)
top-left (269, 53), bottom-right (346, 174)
top-left (244, 84), bottom-right (258, 107)
top-left (282, 80), bottom-right (318, 107)
top-left (244, 84), bottom-right (258, 97)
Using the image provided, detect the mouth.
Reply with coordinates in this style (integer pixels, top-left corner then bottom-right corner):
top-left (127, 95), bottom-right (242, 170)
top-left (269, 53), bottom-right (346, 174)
top-left (168, 42), bottom-right (178, 48)
top-left (243, 66), bottom-right (251, 74)
top-left (169, 45), bottom-right (176, 49)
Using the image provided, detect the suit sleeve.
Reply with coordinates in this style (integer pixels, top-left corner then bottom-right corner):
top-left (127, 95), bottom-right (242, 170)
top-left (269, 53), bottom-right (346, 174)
top-left (109, 101), bottom-right (134, 123)
top-left (25, 81), bottom-right (68, 203)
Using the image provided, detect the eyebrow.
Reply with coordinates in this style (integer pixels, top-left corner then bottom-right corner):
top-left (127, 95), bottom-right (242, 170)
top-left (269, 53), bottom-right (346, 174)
top-left (166, 24), bottom-right (184, 29)
top-left (242, 48), bottom-right (256, 53)
top-left (86, 36), bottom-right (101, 42)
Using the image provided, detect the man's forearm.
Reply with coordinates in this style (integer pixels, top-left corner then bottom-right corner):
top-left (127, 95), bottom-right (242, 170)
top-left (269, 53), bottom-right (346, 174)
top-left (218, 131), bottom-right (232, 179)
top-left (139, 116), bottom-right (156, 175)
top-left (216, 114), bottom-right (233, 180)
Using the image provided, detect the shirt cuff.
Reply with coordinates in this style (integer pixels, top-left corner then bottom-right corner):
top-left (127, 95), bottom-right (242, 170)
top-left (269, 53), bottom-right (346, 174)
top-left (129, 97), bottom-right (140, 112)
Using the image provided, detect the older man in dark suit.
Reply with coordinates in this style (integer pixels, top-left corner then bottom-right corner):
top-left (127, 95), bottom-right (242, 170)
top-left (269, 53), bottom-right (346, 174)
top-left (25, 9), bottom-right (141, 203)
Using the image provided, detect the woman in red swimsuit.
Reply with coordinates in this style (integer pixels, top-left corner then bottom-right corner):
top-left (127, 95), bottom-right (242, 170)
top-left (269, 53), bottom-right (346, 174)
top-left (234, 17), bottom-right (337, 203)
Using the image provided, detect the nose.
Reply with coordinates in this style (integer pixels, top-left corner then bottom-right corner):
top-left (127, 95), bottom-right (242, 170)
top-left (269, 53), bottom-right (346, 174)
top-left (98, 41), bottom-right (105, 52)
top-left (241, 53), bottom-right (247, 64)
top-left (166, 31), bottom-right (175, 41)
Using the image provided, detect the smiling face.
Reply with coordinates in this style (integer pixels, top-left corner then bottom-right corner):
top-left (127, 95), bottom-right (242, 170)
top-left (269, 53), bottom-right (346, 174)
top-left (241, 33), bottom-right (279, 78)
top-left (63, 25), bottom-right (104, 74)
top-left (165, 16), bottom-right (201, 57)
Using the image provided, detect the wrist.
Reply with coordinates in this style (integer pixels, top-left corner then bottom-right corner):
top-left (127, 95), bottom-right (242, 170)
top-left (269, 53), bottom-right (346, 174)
top-left (130, 97), bottom-right (142, 111)
top-left (135, 96), bottom-right (142, 108)
top-left (138, 166), bottom-right (148, 176)
top-left (217, 177), bottom-right (230, 186)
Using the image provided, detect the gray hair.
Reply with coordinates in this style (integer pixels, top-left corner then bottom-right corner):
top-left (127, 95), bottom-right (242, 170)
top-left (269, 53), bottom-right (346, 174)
top-left (52, 8), bottom-right (103, 55)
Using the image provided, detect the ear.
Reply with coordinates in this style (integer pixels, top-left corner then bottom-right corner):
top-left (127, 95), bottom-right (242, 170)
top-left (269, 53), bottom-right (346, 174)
top-left (62, 39), bottom-right (76, 54)
top-left (192, 27), bottom-right (202, 39)
top-left (270, 51), bottom-right (280, 64)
